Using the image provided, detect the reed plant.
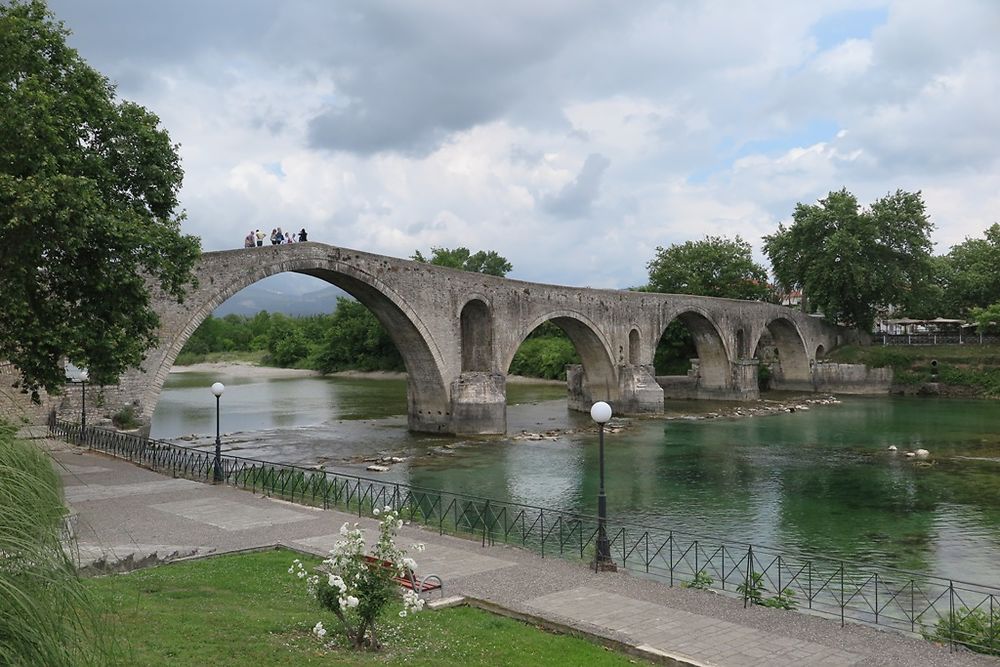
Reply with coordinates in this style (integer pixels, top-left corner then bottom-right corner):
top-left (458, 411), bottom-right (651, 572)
top-left (0, 421), bottom-right (118, 665)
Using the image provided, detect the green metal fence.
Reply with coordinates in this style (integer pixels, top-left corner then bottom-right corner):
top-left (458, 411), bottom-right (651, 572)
top-left (51, 417), bottom-right (1000, 654)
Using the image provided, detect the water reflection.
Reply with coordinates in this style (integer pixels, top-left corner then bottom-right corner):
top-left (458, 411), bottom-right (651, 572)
top-left (151, 372), bottom-right (1000, 585)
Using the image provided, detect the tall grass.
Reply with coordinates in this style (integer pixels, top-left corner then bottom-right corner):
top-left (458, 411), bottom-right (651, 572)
top-left (0, 422), bottom-right (119, 665)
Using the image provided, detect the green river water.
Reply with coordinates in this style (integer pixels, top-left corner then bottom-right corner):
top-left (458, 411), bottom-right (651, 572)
top-left (151, 371), bottom-right (1000, 585)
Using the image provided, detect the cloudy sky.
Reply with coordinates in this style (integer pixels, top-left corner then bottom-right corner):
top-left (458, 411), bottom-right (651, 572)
top-left (49, 0), bottom-right (1000, 290)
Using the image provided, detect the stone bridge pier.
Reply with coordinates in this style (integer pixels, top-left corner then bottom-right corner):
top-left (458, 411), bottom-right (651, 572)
top-left (67, 243), bottom-right (846, 436)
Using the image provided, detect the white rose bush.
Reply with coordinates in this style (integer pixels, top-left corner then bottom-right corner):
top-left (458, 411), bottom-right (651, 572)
top-left (289, 506), bottom-right (426, 651)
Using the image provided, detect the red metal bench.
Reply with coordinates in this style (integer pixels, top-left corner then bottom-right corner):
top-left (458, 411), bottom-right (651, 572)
top-left (363, 555), bottom-right (443, 597)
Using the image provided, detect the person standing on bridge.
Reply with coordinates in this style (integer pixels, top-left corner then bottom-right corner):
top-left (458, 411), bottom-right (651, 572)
top-left (298, 228), bottom-right (308, 242)
top-left (255, 229), bottom-right (265, 246)
top-left (275, 227), bottom-right (285, 244)
top-left (244, 231), bottom-right (254, 248)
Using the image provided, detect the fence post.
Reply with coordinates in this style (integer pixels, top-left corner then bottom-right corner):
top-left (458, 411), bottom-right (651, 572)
top-left (744, 545), bottom-right (753, 608)
top-left (840, 565), bottom-right (845, 627)
top-left (949, 580), bottom-right (955, 652)
top-left (874, 573), bottom-right (879, 624)
top-left (645, 532), bottom-right (649, 574)
top-left (669, 532), bottom-right (674, 587)
top-left (808, 561), bottom-right (813, 609)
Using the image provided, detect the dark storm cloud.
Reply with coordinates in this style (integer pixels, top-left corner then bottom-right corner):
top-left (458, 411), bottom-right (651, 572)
top-left (543, 153), bottom-right (611, 219)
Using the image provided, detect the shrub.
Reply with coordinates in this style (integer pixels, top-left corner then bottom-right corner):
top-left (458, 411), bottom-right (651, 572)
top-left (111, 405), bottom-right (141, 430)
top-left (736, 571), bottom-right (797, 610)
top-left (925, 607), bottom-right (1000, 656)
top-left (683, 571), bottom-right (714, 590)
top-left (290, 507), bottom-right (425, 651)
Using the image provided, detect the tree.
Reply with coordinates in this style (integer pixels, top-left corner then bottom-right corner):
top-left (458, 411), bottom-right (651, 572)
top-left (970, 302), bottom-right (1000, 334)
top-left (316, 298), bottom-right (405, 373)
top-left (939, 223), bottom-right (1000, 317)
top-left (764, 189), bottom-right (934, 331)
top-left (411, 246), bottom-right (512, 277)
top-left (645, 235), bottom-right (770, 300)
top-left (0, 1), bottom-right (200, 397)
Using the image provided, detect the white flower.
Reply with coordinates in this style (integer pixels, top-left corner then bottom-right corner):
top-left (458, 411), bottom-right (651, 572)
top-left (339, 522), bottom-right (350, 536)
top-left (338, 597), bottom-right (347, 608)
top-left (296, 570), bottom-right (306, 579)
top-left (373, 508), bottom-right (380, 516)
top-left (402, 557), bottom-right (417, 571)
top-left (396, 520), bottom-right (404, 529)
top-left (384, 505), bottom-right (393, 512)
top-left (287, 566), bottom-right (295, 574)
top-left (313, 621), bottom-right (326, 638)
top-left (399, 610), bottom-right (407, 618)
top-left (346, 595), bottom-right (359, 608)
top-left (328, 574), bottom-right (346, 592)
top-left (412, 543), bottom-right (425, 552)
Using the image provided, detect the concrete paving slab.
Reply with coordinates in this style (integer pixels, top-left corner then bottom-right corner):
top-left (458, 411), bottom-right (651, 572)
top-left (527, 586), bottom-right (866, 666)
top-left (65, 478), bottom-right (201, 502)
top-left (151, 497), bottom-right (315, 531)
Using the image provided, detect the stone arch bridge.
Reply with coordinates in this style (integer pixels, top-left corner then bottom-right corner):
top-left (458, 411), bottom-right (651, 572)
top-left (99, 242), bottom-right (846, 435)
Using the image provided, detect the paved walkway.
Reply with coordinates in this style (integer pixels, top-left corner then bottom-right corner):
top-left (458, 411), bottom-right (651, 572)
top-left (51, 443), bottom-right (995, 666)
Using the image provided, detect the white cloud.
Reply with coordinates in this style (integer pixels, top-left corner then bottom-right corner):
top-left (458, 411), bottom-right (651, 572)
top-left (45, 0), bottom-right (1000, 288)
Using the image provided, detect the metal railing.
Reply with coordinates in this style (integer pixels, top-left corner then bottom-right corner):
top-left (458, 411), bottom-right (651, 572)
top-left (50, 417), bottom-right (1000, 655)
top-left (879, 333), bottom-right (999, 346)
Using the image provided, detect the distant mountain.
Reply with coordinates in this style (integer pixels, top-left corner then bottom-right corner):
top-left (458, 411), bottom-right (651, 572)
top-left (213, 283), bottom-right (349, 317)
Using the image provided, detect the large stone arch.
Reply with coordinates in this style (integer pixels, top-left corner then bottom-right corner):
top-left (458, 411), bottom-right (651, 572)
top-left (134, 251), bottom-right (451, 433)
top-left (752, 316), bottom-right (812, 389)
top-left (659, 309), bottom-right (732, 392)
top-left (501, 310), bottom-right (617, 408)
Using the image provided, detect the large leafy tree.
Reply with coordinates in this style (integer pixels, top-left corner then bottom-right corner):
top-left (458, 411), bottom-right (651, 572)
top-left (764, 189), bottom-right (934, 331)
top-left (0, 1), bottom-right (200, 397)
top-left (939, 223), bottom-right (1000, 317)
top-left (645, 235), bottom-right (770, 300)
top-left (411, 246), bottom-right (512, 277)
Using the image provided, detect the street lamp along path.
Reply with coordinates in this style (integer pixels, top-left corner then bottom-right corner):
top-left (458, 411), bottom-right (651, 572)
top-left (591, 401), bottom-right (616, 571)
top-left (211, 382), bottom-right (225, 483)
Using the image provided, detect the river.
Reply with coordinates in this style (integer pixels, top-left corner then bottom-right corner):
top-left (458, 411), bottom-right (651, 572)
top-left (150, 371), bottom-right (1000, 585)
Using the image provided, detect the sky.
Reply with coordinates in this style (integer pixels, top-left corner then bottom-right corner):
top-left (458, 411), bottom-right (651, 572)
top-left (47, 0), bottom-right (1000, 290)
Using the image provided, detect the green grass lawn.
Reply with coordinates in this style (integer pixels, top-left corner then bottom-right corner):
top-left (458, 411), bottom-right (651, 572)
top-left (85, 548), bottom-right (647, 666)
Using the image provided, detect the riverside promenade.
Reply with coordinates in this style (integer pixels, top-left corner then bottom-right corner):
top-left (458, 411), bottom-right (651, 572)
top-left (49, 440), bottom-right (994, 667)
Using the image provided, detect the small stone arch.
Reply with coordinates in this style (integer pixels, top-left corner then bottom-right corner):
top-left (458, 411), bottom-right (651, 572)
top-left (659, 310), bottom-right (731, 390)
top-left (460, 298), bottom-right (493, 372)
top-left (628, 328), bottom-right (641, 364)
top-left (503, 310), bottom-right (617, 403)
top-left (815, 344), bottom-right (825, 360)
top-left (753, 316), bottom-right (810, 385)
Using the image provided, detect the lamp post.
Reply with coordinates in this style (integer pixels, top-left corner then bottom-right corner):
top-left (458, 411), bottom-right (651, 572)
top-left (591, 400), bottom-right (615, 571)
top-left (79, 369), bottom-right (89, 443)
top-left (211, 382), bottom-right (225, 483)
